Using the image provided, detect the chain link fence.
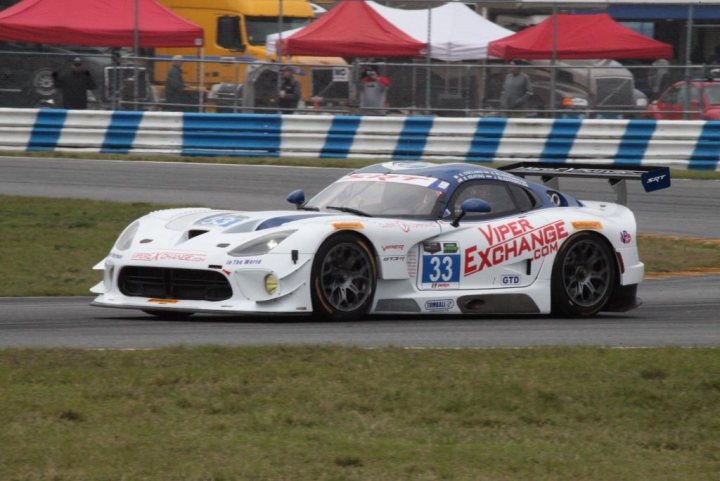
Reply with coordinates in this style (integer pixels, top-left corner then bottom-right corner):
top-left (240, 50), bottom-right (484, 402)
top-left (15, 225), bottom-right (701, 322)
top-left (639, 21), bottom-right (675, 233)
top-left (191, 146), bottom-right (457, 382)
top-left (0, 44), bottom-right (717, 119)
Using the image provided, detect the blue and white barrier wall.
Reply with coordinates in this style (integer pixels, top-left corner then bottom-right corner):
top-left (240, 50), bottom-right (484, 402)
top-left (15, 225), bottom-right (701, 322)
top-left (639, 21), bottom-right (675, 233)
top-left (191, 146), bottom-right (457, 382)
top-left (1, 108), bottom-right (719, 170)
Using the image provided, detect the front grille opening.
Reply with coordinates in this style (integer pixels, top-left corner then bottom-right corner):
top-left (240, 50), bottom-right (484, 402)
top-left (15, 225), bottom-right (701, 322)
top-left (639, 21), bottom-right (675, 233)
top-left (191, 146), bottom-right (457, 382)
top-left (119, 267), bottom-right (232, 301)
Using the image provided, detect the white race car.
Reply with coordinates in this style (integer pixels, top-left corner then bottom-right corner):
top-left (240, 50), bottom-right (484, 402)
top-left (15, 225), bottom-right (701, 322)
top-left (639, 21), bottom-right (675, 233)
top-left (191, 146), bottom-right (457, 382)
top-left (91, 161), bottom-right (670, 320)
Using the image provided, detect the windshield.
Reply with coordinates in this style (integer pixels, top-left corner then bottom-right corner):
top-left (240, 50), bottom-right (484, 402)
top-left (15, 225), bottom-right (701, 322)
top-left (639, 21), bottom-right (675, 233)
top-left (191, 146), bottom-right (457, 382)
top-left (304, 173), bottom-right (448, 218)
top-left (704, 85), bottom-right (720, 105)
top-left (245, 17), bottom-right (311, 46)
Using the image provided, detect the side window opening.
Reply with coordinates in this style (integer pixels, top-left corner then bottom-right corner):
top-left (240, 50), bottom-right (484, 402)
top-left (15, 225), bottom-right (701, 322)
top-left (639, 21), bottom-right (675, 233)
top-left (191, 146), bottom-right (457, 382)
top-left (217, 16), bottom-right (245, 51)
top-left (451, 181), bottom-right (517, 219)
top-left (509, 184), bottom-right (537, 212)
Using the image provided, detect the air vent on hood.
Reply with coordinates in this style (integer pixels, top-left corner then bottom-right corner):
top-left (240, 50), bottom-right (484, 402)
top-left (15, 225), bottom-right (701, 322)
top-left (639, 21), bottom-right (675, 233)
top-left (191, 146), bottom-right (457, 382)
top-left (187, 229), bottom-right (209, 239)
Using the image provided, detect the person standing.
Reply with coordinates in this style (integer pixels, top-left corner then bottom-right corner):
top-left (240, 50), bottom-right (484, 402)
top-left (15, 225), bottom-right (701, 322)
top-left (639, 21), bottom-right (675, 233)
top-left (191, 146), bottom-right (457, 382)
top-left (165, 55), bottom-right (186, 110)
top-left (52, 57), bottom-right (97, 110)
top-left (649, 58), bottom-right (672, 100)
top-left (358, 66), bottom-right (390, 115)
top-left (277, 66), bottom-right (301, 113)
top-left (499, 61), bottom-right (532, 117)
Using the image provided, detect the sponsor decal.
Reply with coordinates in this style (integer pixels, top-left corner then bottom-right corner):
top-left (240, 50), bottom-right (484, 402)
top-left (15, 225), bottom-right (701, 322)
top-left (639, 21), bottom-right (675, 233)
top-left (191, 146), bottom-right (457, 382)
top-left (339, 173), bottom-right (438, 188)
top-left (382, 256), bottom-right (406, 262)
top-left (422, 253), bottom-right (461, 289)
top-left (147, 299), bottom-right (179, 304)
top-left (382, 244), bottom-right (404, 252)
top-left (379, 220), bottom-right (437, 233)
top-left (572, 221), bottom-right (603, 230)
top-left (424, 299), bottom-right (455, 311)
top-left (332, 221), bottom-right (364, 230)
top-left (226, 258), bottom-right (262, 266)
top-left (500, 275), bottom-right (520, 285)
top-left (406, 249), bottom-right (418, 278)
top-left (423, 242), bottom-right (441, 254)
top-left (443, 242), bottom-right (459, 254)
top-left (620, 230), bottom-right (632, 244)
top-left (453, 171), bottom-right (528, 187)
top-left (131, 252), bottom-right (206, 262)
top-left (465, 219), bottom-right (569, 276)
top-left (645, 174), bottom-right (667, 184)
top-left (197, 213), bottom-right (247, 228)
top-left (641, 168), bottom-right (671, 192)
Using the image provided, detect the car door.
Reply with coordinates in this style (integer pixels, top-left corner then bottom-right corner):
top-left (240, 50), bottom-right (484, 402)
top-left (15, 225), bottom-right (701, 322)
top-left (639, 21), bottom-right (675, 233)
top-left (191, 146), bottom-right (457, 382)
top-left (418, 180), bottom-right (562, 291)
top-left (649, 84), bottom-right (683, 120)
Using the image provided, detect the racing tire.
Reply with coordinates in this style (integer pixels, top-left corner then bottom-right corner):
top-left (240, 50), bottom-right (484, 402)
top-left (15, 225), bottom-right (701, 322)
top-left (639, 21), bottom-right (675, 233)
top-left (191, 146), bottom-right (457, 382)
top-left (141, 309), bottom-right (194, 320)
top-left (29, 67), bottom-right (57, 98)
top-left (551, 232), bottom-right (616, 317)
top-left (310, 233), bottom-right (377, 321)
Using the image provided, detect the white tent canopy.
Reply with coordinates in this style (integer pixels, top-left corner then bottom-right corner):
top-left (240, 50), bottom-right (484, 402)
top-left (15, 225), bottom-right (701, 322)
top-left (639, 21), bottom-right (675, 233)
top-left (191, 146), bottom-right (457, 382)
top-left (265, 1), bottom-right (513, 61)
top-left (366, 1), bottom-right (513, 61)
top-left (266, 26), bottom-right (304, 56)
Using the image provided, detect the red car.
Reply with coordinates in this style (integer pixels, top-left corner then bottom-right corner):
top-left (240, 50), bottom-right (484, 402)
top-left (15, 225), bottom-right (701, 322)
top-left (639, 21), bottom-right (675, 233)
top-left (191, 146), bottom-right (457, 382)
top-left (646, 80), bottom-right (720, 120)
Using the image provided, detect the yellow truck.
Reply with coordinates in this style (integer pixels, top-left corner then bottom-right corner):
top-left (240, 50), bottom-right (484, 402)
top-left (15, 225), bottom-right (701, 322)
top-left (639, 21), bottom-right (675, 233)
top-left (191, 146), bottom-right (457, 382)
top-left (155, 0), bottom-right (348, 111)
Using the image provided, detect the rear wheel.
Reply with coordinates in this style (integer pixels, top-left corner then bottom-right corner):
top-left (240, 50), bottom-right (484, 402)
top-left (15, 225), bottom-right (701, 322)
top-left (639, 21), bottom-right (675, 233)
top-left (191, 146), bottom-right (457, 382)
top-left (311, 233), bottom-right (377, 321)
top-left (551, 233), bottom-right (616, 317)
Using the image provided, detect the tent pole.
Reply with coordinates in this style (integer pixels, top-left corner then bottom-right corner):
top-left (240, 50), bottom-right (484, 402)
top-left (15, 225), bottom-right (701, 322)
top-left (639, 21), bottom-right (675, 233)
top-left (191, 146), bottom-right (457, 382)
top-left (133, 0), bottom-right (140, 57)
top-left (684, 3), bottom-right (694, 120)
top-left (549, 3), bottom-right (558, 118)
top-left (277, 0), bottom-right (284, 98)
top-left (425, 3), bottom-right (432, 112)
top-left (133, 0), bottom-right (140, 111)
top-left (198, 47), bottom-right (204, 112)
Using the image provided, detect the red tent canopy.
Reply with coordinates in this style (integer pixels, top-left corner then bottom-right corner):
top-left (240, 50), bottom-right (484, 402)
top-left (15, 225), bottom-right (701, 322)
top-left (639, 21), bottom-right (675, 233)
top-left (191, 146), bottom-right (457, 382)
top-left (0, 0), bottom-right (203, 48)
top-left (282, 1), bottom-right (425, 58)
top-left (488, 14), bottom-right (672, 60)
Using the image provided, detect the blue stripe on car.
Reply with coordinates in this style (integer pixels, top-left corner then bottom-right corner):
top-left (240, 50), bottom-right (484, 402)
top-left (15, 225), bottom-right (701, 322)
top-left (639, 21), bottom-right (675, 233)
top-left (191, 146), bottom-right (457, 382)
top-left (255, 214), bottom-right (330, 231)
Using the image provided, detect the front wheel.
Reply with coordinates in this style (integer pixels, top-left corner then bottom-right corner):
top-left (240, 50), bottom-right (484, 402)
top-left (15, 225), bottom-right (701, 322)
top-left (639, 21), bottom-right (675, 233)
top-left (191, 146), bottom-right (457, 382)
top-left (311, 233), bottom-right (377, 321)
top-left (551, 233), bottom-right (616, 317)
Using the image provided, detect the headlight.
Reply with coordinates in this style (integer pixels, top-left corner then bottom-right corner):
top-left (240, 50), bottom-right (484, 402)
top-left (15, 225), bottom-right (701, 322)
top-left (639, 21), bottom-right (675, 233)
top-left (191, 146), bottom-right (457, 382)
top-left (562, 97), bottom-right (589, 108)
top-left (114, 221), bottom-right (139, 251)
top-left (264, 274), bottom-right (278, 295)
top-left (228, 230), bottom-right (296, 257)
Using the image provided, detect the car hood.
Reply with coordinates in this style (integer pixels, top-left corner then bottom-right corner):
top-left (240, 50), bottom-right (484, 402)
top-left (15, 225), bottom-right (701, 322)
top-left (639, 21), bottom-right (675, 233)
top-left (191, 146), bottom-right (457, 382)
top-left (115, 207), bottom-right (436, 258)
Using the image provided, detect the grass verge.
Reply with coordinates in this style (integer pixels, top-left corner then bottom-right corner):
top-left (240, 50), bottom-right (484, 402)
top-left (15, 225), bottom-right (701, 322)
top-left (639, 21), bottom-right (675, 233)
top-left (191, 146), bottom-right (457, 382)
top-left (1, 346), bottom-right (719, 480)
top-left (2, 150), bottom-right (720, 179)
top-left (1, 196), bottom-right (719, 297)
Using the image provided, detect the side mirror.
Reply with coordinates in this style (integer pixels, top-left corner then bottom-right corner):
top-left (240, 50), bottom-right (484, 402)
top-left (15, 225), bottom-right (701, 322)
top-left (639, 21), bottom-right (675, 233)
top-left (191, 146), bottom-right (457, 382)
top-left (286, 189), bottom-right (305, 209)
top-left (451, 198), bottom-right (491, 227)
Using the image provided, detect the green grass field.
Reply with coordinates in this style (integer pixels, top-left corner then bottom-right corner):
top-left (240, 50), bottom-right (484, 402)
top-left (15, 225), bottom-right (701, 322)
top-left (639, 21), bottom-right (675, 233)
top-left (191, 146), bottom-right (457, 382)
top-left (1, 195), bottom-right (719, 297)
top-left (1, 347), bottom-right (719, 480)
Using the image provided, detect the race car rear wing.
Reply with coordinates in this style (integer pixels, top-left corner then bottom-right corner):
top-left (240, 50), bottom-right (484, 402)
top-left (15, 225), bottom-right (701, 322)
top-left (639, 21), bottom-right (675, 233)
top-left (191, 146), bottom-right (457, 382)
top-left (499, 162), bottom-right (671, 205)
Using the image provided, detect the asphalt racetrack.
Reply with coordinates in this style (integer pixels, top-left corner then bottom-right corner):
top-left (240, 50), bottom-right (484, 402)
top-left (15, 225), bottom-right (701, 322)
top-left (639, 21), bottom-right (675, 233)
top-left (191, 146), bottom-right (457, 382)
top-left (1, 156), bottom-right (719, 348)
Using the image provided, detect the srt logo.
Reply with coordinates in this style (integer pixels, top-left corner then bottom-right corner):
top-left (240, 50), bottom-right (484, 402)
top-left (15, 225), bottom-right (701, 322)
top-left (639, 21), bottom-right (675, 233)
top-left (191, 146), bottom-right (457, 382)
top-left (646, 174), bottom-right (667, 183)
